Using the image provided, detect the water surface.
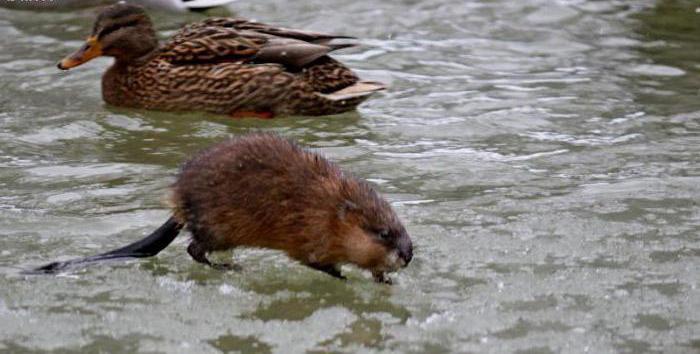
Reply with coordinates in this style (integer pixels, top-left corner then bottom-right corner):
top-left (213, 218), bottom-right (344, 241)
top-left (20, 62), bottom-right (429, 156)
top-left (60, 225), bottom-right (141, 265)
top-left (1, 0), bottom-right (699, 353)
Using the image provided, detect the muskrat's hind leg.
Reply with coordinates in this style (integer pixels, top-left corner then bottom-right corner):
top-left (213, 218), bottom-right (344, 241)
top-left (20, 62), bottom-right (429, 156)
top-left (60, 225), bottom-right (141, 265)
top-left (187, 241), bottom-right (210, 265)
top-left (187, 241), bottom-right (237, 271)
top-left (306, 263), bottom-right (346, 280)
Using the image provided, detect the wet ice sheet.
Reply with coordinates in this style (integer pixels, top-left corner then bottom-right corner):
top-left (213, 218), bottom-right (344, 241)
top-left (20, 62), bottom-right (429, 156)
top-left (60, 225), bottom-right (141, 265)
top-left (1, 0), bottom-right (699, 353)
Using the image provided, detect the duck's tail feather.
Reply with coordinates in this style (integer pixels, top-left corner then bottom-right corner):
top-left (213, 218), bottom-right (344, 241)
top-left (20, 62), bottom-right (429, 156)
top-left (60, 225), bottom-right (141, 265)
top-left (319, 81), bottom-right (387, 102)
top-left (327, 43), bottom-right (358, 52)
top-left (29, 217), bottom-right (183, 274)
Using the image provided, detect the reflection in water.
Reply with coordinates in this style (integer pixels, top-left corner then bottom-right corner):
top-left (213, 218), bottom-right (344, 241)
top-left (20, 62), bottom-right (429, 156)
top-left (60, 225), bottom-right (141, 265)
top-left (0, 0), bottom-right (699, 353)
top-left (633, 0), bottom-right (700, 115)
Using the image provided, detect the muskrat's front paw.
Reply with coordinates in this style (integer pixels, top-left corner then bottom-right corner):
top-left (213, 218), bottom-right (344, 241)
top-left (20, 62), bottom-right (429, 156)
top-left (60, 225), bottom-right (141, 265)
top-left (372, 272), bottom-right (393, 285)
top-left (212, 263), bottom-right (241, 271)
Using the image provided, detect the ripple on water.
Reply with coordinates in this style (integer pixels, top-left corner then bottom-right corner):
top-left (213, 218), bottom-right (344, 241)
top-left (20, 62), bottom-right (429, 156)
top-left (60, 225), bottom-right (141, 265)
top-left (627, 64), bottom-right (686, 77)
top-left (1, 0), bottom-right (699, 352)
top-left (25, 163), bottom-right (161, 181)
top-left (18, 120), bottom-right (104, 144)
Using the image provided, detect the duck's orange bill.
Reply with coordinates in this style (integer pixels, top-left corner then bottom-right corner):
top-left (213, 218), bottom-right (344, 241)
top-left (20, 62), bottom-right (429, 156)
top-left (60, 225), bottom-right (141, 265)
top-left (57, 36), bottom-right (102, 70)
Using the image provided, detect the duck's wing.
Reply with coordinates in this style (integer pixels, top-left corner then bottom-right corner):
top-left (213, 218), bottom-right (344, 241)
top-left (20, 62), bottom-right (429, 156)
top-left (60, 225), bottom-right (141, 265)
top-left (253, 36), bottom-right (355, 69)
top-left (162, 24), bottom-right (354, 68)
top-left (160, 26), bottom-right (261, 64)
top-left (192, 17), bottom-right (356, 45)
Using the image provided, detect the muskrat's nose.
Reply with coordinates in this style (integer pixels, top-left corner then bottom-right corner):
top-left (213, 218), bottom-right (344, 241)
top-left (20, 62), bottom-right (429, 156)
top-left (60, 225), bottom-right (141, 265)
top-left (399, 244), bottom-right (413, 266)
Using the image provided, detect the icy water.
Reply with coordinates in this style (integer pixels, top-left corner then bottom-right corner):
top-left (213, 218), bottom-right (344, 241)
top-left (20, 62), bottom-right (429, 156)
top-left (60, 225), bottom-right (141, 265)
top-left (0, 0), bottom-right (699, 353)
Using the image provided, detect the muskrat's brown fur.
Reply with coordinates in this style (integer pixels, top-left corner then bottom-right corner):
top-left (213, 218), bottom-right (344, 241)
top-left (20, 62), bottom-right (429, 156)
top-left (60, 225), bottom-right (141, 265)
top-left (171, 133), bottom-right (412, 282)
top-left (34, 133), bottom-right (412, 283)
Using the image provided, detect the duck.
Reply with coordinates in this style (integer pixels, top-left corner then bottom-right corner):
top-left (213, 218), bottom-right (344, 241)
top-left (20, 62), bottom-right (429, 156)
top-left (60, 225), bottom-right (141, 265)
top-left (0, 0), bottom-right (235, 13)
top-left (57, 3), bottom-right (385, 118)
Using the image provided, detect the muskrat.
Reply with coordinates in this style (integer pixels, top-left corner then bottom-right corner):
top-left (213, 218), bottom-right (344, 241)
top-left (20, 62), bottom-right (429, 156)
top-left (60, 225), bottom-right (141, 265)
top-left (34, 133), bottom-right (413, 283)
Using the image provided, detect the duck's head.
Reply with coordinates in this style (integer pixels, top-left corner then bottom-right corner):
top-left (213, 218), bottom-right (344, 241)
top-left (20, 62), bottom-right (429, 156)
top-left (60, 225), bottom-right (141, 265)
top-left (58, 3), bottom-right (157, 70)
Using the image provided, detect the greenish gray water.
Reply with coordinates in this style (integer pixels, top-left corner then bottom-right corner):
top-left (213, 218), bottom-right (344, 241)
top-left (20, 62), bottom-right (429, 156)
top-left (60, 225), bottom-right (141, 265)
top-left (1, 1), bottom-right (699, 353)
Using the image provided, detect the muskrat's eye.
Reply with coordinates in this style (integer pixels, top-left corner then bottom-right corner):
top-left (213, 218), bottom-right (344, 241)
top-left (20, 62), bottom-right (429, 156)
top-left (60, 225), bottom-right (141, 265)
top-left (365, 226), bottom-right (391, 242)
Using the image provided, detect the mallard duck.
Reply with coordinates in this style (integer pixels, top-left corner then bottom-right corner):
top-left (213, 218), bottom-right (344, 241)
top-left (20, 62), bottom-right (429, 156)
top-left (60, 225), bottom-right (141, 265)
top-left (0, 0), bottom-right (235, 13)
top-left (57, 4), bottom-right (385, 117)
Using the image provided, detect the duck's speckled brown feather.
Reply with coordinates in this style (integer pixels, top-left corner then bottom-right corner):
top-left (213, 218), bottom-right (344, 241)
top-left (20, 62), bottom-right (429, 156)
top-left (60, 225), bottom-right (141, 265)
top-left (89, 8), bottom-right (384, 116)
top-left (176, 17), bottom-right (356, 44)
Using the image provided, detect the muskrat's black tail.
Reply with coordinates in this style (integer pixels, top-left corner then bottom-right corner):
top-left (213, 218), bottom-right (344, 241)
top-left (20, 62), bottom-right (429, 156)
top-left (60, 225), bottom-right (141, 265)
top-left (30, 217), bottom-right (183, 274)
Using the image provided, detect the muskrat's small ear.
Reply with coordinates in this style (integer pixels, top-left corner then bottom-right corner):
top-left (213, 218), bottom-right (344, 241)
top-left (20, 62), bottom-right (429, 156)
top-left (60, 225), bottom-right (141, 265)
top-left (337, 200), bottom-right (360, 220)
